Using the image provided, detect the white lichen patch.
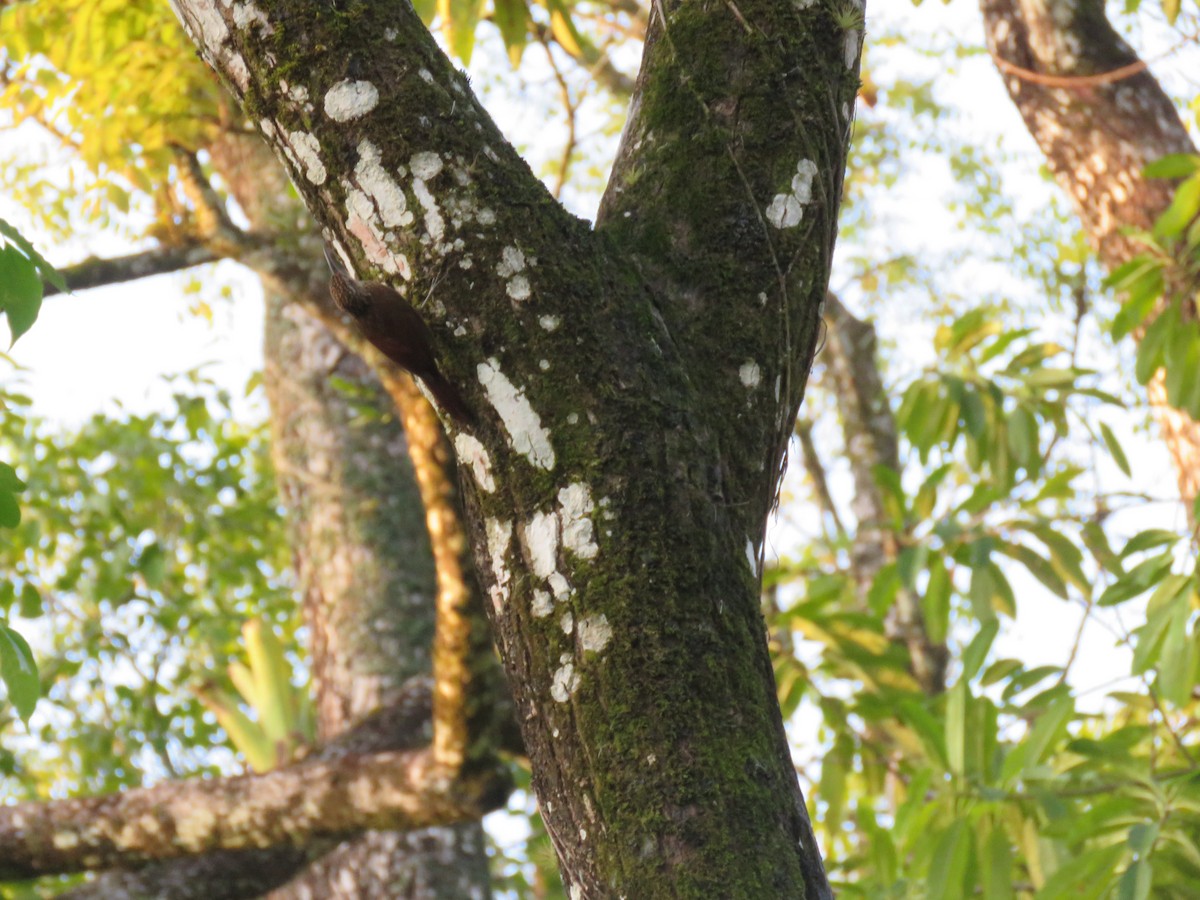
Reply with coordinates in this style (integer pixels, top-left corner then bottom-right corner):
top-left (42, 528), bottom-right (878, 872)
top-left (792, 159), bottom-right (818, 203)
top-left (531, 589), bottom-right (554, 618)
top-left (551, 658), bottom-right (580, 703)
top-left (506, 275), bottom-right (531, 301)
top-left (766, 158), bottom-right (819, 229)
top-left (577, 614), bottom-right (612, 654)
top-left (409, 150), bottom-right (443, 181)
top-left (539, 315), bottom-right (561, 332)
top-left (232, 1), bottom-right (271, 31)
top-left (766, 194), bottom-right (800, 229)
top-left (548, 572), bottom-right (571, 601)
top-left (52, 830), bottom-right (80, 850)
top-left (560, 611), bottom-right (574, 634)
top-left (523, 510), bottom-right (560, 579)
top-left (485, 518), bottom-right (513, 614)
top-left (282, 81), bottom-right (312, 112)
top-left (174, 805), bottom-right (218, 851)
top-left (477, 359), bottom-right (556, 470)
top-left (344, 187), bottom-right (405, 276)
top-left (354, 140), bottom-right (413, 227)
top-left (739, 360), bottom-right (762, 389)
top-left (324, 80), bottom-right (379, 121)
top-left (287, 130), bottom-right (326, 185)
top-left (411, 177), bottom-right (445, 244)
top-left (558, 482), bottom-right (598, 559)
top-left (496, 246), bottom-right (526, 277)
top-left (844, 29), bottom-right (860, 69)
top-left (453, 433), bottom-right (495, 492)
top-left (477, 208), bottom-right (497, 226)
top-left (745, 538), bottom-right (759, 574)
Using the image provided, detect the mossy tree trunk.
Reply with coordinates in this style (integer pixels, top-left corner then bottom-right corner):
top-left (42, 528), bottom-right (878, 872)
top-left (173, 0), bottom-right (861, 894)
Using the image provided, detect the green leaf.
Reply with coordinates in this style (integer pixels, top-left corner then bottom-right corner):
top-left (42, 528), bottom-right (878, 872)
top-left (1135, 302), bottom-right (1177, 385)
top-left (440, 0), bottom-right (485, 63)
top-left (1156, 601), bottom-right (1196, 706)
top-left (1128, 822), bottom-right (1159, 856)
top-left (0, 218), bottom-right (67, 292)
top-left (1154, 172), bottom-right (1200, 239)
top-left (0, 244), bottom-right (44, 345)
top-left (411, 0), bottom-right (436, 23)
top-left (18, 584), bottom-right (41, 619)
top-left (545, 0), bottom-right (585, 59)
top-left (923, 555), bottom-right (951, 644)
top-left (1024, 524), bottom-right (1089, 596)
top-left (997, 542), bottom-right (1068, 600)
top-left (0, 491), bottom-right (19, 529)
top-left (1006, 695), bottom-right (1073, 781)
top-left (0, 624), bottom-right (39, 723)
top-left (1007, 405), bottom-right (1039, 471)
top-left (1037, 844), bottom-right (1124, 898)
top-left (980, 824), bottom-right (1014, 900)
top-left (980, 658), bottom-right (1022, 687)
top-left (945, 680), bottom-right (968, 776)
top-left (1099, 422), bottom-right (1132, 477)
top-left (927, 820), bottom-right (971, 900)
top-left (1131, 581), bottom-right (1188, 674)
top-left (0, 463), bottom-right (24, 493)
top-left (1098, 552), bottom-right (1175, 606)
top-left (962, 619), bottom-right (1000, 682)
top-left (492, 0), bottom-right (528, 66)
top-left (1121, 529), bottom-right (1181, 558)
top-left (1144, 153), bottom-right (1200, 179)
top-left (1116, 859), bottom-right (1152, 900)
top-left (913, 463), bottom-right (951, 520)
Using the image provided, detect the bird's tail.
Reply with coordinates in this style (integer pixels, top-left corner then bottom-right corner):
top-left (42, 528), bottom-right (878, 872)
top-left (420, 370), bottom-right (475, 427)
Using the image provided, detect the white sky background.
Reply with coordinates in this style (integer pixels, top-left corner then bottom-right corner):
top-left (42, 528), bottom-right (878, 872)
top-left (1, 0), bottom-right (1198, 849)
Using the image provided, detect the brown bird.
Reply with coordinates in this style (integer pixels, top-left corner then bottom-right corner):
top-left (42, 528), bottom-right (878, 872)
top-left (323, 243), bottom-right (473, 426)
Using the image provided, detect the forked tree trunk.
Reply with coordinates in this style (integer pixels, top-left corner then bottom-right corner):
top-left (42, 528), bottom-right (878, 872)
top-left (173, 0), bottom-right (861, 893)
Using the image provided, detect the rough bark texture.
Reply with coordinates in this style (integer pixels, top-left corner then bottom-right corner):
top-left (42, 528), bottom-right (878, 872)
top-left (0, 708), bottom-right (502, 880)
top-left (263, 290), bottom-right (493, 899)
top-left (172, 0), bottom-right (860, 893)
top-left (56, 683), bottom-right (451, 898)
top-left (980, 0), bottom-right (1200, 512)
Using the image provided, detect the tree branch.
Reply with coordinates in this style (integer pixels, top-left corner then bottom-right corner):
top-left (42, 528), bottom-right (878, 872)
top-left (0, 679), bottom-right (509, 881)
top-left (45, 244), bottom-right (222, 297)
top-left (823, 293), bottom-right (946, 694)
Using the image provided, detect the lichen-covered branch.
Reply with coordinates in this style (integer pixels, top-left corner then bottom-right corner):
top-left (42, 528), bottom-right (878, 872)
top-left (44, 244), bottom-right (222, 297)
top-left (0, 680), bottom-right (507, 880)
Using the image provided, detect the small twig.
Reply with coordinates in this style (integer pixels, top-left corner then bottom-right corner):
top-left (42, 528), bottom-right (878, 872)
top-left (536, 32), bottom-right (581, 198)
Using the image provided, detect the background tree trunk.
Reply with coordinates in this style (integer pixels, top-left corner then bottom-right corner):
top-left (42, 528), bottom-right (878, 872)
top-left (980, 0), bottom-right (1200, 514)
top-left (218, 135), bottom-right (494, 897)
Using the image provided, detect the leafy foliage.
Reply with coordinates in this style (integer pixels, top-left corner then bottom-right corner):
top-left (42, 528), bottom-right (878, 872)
top-left (0, 373), bottom-right (293, 795)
